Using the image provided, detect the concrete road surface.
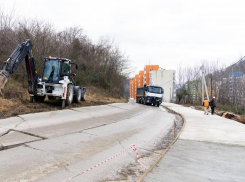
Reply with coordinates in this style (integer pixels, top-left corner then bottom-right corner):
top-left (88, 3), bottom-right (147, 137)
top-left (0, 101), bottom-right (179, 182)
top-left (143, 103), bottom-right (245, 182)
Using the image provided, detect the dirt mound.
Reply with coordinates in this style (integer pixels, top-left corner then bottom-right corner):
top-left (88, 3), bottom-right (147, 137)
top-left (234, 117), bottom-right (245, 124)
top-left (183, 104), bottom-right (245, 124)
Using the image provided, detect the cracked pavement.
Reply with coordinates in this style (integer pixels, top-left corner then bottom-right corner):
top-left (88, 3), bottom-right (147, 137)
top-left (0, 101), bottom-right (180, 182)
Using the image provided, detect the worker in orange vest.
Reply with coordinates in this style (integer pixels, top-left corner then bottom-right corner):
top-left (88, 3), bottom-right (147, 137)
top-left (202, 97), bottom-right (209, 115)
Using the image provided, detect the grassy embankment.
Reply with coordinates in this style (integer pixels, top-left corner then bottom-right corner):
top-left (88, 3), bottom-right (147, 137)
top-left (0, 78), bottom-right (127, 119)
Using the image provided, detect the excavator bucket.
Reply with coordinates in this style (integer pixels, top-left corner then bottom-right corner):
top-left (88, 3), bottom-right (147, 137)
top-left (0, 74), bottom-right (8, 92)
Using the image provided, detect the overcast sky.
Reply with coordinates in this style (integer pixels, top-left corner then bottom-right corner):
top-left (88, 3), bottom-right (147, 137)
top-left (1, 0), bottom-right (245, 76)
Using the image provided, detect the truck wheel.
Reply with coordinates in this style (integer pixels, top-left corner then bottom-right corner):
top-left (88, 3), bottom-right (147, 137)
top-left (34, 95), bottom-right (46, 102)
top-left (48, 96), bottom-right (56, 100)
top-left (157, 103), bottom-right (160, 107)
top-left (66, 84), bottom-right (74, 105)
top-left (144, 98), bottom-right (147, 105)
top-left (74, 88), bottom-right (82, 103)
top-left (136, 98), bottom-right (138, 103)
top-left (153, 103), bottom-right (156, 106)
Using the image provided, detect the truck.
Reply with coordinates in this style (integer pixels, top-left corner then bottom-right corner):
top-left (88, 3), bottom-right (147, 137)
top-left (136, 85), bottom-right (163, 107)
top-left (0, 39), bottom-right (86, 109)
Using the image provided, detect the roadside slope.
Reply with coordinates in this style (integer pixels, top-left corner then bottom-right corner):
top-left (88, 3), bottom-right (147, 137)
top-left (0, 80), bottom-right (126, 119)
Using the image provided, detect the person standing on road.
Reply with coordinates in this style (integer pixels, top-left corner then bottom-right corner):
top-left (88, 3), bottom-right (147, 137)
top-left (210, 96), bottom-right (216, 115)
top-left (202, 97), bottom-right (209, 115)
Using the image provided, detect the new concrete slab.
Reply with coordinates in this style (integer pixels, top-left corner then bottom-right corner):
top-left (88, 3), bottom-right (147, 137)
top-left (143, 103), bottom-right (245, 182)
top-left (143, 139), bottom-right (245, 182)
top-left (163, 103), bottom-right (245, 146)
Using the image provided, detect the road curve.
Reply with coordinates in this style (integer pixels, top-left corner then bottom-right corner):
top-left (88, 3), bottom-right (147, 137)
top-left (0, 101), bottom-right (179, 182)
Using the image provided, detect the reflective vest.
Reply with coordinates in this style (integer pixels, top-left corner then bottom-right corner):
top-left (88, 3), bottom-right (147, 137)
top-left (204, 100), bottom-right (209, 107)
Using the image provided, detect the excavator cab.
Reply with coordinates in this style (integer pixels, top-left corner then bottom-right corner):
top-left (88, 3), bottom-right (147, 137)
top-left (42, 58), bottom-right (73, 84)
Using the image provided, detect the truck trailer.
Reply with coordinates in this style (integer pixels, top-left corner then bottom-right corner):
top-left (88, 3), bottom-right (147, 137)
top-left (136, 85), bottom-right (163, 107)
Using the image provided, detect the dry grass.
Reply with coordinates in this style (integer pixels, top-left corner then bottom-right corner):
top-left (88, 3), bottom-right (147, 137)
top-left (0, 80), bottom-right (127, 119)
top-left (0, 98), bottom-right (20, 112)
top-left (234, 116), bottom-right (245, 124)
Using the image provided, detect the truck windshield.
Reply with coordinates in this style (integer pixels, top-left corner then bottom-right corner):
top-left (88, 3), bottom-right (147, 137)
top-left (148, 86), bottom-right (162, 94)
top-left (43, 60), bottom-right (59, 82)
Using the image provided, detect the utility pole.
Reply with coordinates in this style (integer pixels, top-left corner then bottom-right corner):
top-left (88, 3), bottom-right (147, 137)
top-left (211, 74), bottom-right (212, 98)
top-left (201, 65), bottom-right (204, 102)
top-left (170, 88), bottom-right (172, 102)
top-left (201, 65), bottom-right (210, 102)
top-left (231, 66), bottom-right (238, 114)
top-left (203, 73), bottom-right (210, 101)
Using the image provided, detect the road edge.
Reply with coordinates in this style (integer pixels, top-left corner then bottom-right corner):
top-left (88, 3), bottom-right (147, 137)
top-left (136, 105), bottom-right (186, 182)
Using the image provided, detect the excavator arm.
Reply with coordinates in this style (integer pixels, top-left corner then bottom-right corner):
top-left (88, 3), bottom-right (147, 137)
top-left (0, 39), bottom-right (38, 95)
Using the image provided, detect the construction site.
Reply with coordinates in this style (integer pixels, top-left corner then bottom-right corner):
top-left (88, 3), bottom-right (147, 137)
top-left (1, 1), bottom-right (245, 182)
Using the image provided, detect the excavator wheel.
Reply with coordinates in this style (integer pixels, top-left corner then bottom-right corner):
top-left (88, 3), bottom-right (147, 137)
top-left (81, 92), bottom-right (86, 101)
top-left (66, 84), bottom-right (74, 106)
top-left (74, 87), bottom-right (82, 103)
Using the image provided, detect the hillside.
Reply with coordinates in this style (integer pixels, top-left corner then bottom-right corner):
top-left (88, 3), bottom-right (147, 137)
top-left (0, 78), bottom-right (127, 119)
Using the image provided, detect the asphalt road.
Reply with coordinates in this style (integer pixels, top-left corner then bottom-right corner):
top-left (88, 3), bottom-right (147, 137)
top-left (0, 101), bottom-right (179, 182)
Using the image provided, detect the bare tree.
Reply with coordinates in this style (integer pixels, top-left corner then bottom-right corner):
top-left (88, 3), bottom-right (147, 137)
top-left (0, 11), bottom-right (131, 99)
